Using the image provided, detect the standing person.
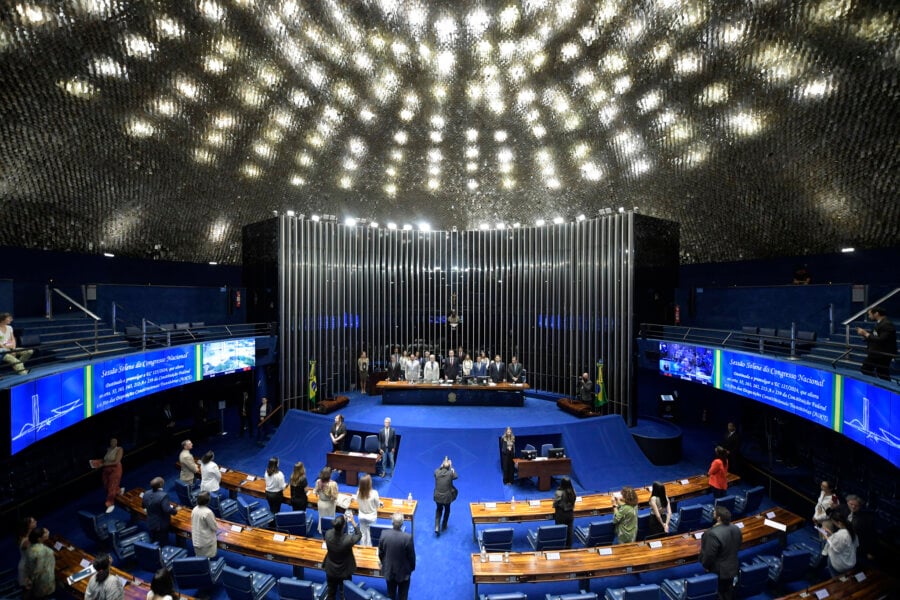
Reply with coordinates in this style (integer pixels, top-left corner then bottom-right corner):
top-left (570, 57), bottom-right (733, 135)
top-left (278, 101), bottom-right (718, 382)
top-left (330, 414), bottom-right (347, 452)
top-left (239, 392), bottom-right (251, 437)
top-left (355, 474), bottom-right (381, 546)
top-left (578, 373), bottom-right (594, 404)
top-left (507, 356), bottom-right (525, 383)
top-left (813, 480), bottom-right (839, 525)
top-left (147, 568), bottom-right (178, 600)
top-left (708, 446), bottom-right (729, 499)
top-left (845, 494), bottom-right (876, 565)
top-left (377, 418), bottom-right (398, 478)
top-left (500, 427), bottom-right (516, 485)
top-left (386, 354), bottom-right (403, 381)
top-left (443, 349), bottom-right (459, 381)
top-left (143, 477), bottom-right (177, 546)
top-left (488, 355), bottom-right (506, 383)
top-left (433, 456), bottom-right (458, 536)
top-left (264, 457), bottom-right (286, 514)
top-left (648, 481), bottom-right (672, 537)
top-left (257, 397), bottom-right (270, 441)
top-left (404, 353), bottom-right (420, 382)
top-left (461, 353), bottom-right (474, 377)
top-left (720, 423), bottom-right (741, 473)
top-left (820, 511), bottom-right (858, 576)
top-left (323, 512), bottom-right (361, 600)
top-left (0, 313), bottom-right (33, 374)
top-left (357, 351), bottom-right (369, 394)
top-left (24, 527), bottom-right (55, 600)
top-left (84, 554), bottom-right (124, 600)
top-left (422, 354), bottom-right (440, 382)
top-left (16, 516), bottom-right (37, 590)
top-left (553, 477), bottom-right (576, 548)
top-left (856, 306), bottom-right (896, 380)
top-left (378, 513), bottom-right (416, 600)
top-left (699, 506), bottom-right (742, 600)
top-left (178, 440), bottom-right (199, 485)
top-left (91, 438), bottom-right (124, 513)
top-left (199, 451), bottom-right (223, 499)
top-left (289, 461), bottom-right (309, 512)
top-left (471, 352), bottom-right (487, 377)
top-left (612, 486), bottom-right (638, 543)
top-left (315, 467), bottom-right (338, 534)
top-left (190, 492), bottom-right (219, 558)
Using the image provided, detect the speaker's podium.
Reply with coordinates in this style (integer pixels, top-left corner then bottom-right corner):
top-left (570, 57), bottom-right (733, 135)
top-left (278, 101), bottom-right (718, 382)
top-left (658, 393), bottom-right (679, 422)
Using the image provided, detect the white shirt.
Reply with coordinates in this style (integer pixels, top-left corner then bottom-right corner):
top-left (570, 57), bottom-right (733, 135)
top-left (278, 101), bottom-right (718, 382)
top-left (200, 460), bottom-right (222, 493)
top-left (423, 361), bottom-right (440, 382)
top-left (265, 470), bottom-right (286, 493)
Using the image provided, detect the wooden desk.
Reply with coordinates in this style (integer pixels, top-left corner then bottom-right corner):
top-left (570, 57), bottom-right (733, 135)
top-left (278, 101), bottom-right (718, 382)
top-left (469, 472), bottom-right (740, 540)
top-left (326, 451), bottom-right (379, 486)
top-left (514, 457), bottom-right (571, 491)
top-left (470, 506), bottom-right (804, 599)
top-left (52, 535), bottom-right (196, 600)
top-left (774, 569), bottom-right (898, 599)
top-left (116, 488), bottom-right (382, 580)
top-left (376, 380), bottom-right (529, 406)
top-left (197, 466), bottom-right (419, 533)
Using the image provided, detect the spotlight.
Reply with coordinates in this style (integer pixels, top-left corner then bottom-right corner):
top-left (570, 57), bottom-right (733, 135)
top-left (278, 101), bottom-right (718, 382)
top-left (387, 222), bottom-right (397, 230)
top-left (370, 221), bottom-right (379, 228)
top-left (617, 207), bottom-right (625, 213)
top-left (286, 210), bottom-right (295, 217)
top-left (402, 224), bottom-right (413, 231)
top-left (344, 217), bottom-right (358, 227)
top-left (553, 216), bottom-right (564, 224)
top-left (535, 219), bottom-right (546, 227)
top-left (311, 215), bottom-right (321, 222)
top-left (841, 247), bottom-right (855, 253)
top-left (576, 214), bottom-right (586, 221)
top-left (419, 222), bottom-right (431, 232)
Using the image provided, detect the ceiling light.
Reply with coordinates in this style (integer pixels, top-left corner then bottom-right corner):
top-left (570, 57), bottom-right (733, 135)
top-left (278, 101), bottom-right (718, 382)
top-left (344, 217), bottom-right (357, 227)
top-left (286, 210), bottom-right (295, 217)
top-left (479, 223), bottom-right (489, 230)
top-left (387, 222), bottom-right (397, 230)
top-left (535, 219), bottom-right (545, 227)
top-left (841, 247), bottom-right (855, 253)
top-left (577, 214), bottom-right (586, 221)
top-left (419, 222), bottom-right (431, 231)
top-left (402, 224), bottom-right (413, 231)
top-left (311, 215), bottom-right (320, 222)
top-left (104, 252), bottom-right (115, 258)
top-left (553, 216), bottom-right (564, 224)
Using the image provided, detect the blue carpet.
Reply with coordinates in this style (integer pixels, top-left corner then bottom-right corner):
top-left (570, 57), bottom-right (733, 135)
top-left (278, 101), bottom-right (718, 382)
top-left (2, 393), bottom-right (819, 600)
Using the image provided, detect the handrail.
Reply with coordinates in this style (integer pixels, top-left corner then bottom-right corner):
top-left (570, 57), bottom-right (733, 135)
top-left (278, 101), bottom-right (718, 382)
top-left (840, 286), bottom-right (900, 344)
top-left (50, 288), bottom-right (101, 321)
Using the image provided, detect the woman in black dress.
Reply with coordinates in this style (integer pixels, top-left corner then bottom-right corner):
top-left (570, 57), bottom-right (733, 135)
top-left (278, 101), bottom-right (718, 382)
top-left (500, 427), bottom-right (516, 484)
top-left (553, 477), bottom-right (577, 548)
top-left (289, 461), bottom-right (308, 512)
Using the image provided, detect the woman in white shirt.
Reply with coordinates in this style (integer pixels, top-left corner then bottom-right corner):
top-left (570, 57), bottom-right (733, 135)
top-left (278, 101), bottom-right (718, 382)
top-left (355, 474), bottom-right (381, 546)
top-left (813, 480), bottom-right (837, 524)
top-left (199, 451), bottom-right (222, 496)
top-left (190, 492), bottom-right (219, 558)
top-left (821, 512), bottom-right (857, 576)
top-left (264, 456), bottom-right (286, 514)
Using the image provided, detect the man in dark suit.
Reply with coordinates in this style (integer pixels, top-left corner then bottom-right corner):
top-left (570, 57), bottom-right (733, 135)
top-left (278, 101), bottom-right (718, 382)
top-left (488, 355), bottom-right (506, 383)
top-left (324, 512), bottom-right (362, 600)
top-left (142, 476), bottom-right (178, 546)
top-left (506, 356), bottom-right (525, 383)
top-left (857, 306), bottom-right (896, 380)
top-left (720, 422), bottom-right (741, 473)
top-left (845, 494), bottom-right (876, 566)
top-left (378, 512), bottom-right (416, 600)
top-left (578, 373), bottom-right (594, 404)
top-left (443, 349), bottom-right (459, 381)
top-left (377, 417), bottom-right (398, 478)
top-left (386, 356), bottom-right (403, 382)
top-left (700, 506), bottom-right (742, 600)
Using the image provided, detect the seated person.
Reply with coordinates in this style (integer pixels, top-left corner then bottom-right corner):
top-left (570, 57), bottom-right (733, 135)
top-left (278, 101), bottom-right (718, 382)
top-left (0, 313), bottom-right (33, 375)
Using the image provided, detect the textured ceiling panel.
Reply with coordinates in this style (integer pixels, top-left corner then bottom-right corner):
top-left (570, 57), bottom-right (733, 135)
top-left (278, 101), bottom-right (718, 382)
top-left (0, 0), bottom-right (898, 265)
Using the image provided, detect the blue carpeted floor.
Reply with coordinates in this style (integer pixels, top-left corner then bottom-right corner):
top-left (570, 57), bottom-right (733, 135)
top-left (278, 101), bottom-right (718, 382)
top-left (4, 392), bottom-right (823, 599)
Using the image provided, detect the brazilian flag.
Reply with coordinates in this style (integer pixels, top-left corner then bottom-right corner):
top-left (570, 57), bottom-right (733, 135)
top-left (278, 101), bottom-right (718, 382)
top-left (595, 360), bottom-right (608, 408)
top-left (309, 360), bottom-right (317, 405)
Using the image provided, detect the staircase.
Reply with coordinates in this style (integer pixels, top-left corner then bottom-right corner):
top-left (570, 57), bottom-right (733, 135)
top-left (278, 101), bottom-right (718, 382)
top-left (14, 315), bottom-right (132, 364)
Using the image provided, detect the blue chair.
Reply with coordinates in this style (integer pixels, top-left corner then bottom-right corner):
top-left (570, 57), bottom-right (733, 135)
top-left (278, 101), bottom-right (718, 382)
top-left (753, 547), bottom-right (811, 586)
top-left (133, 539), bottom-right (188, 571)
top-left (636, 508), bottom-right (652, 540)
top-left (574, 516), bottom-right (615, 547)
top-left (604, 583), bottom-right (661, 600)
top-left (526, 524), bottom-right (568, 551)
top-left (276, 577), bottom-right (325, 600)
top-left (701, 495), bottom-right (738, 524)
top-left (111, 525), bottom-right (151, 562)
top-left (369, 522), bottom-right (394, 548)
top-left (210, 493), bottom-right (240, 520)
top-left (221, 565), bottom-right (276, 600)
top-left (172, 556), bottom-right (226, 592)
top-left (319, 515), bottom-right (335, 536)
top-left (173, 479), bottom-right (197, 507)
top-left (364, 435), bottom-right (382, 472)
top-left (237, 496), bottom-right (275, 528)
top-left (541, 443), bottom-right (553, 457)
top-left (545, 593), bottom-right (599, 600)
top-left (275, 510), bottom-right (315, 537)
top-left (77, 510), bottom-right (127, 545)
top-left (660, 572), bottom-right (718, 600)
top-left (478, 527), bottom-right (514, 552)
top-left (349, 435), bottom-right (362, 452)
top-left (343, 580), bottom-right (389, 600)
top-left (479, 594), bottom-right (528, 600)
top-left (670, 504), bottom-right (705, 533)
top-left (736, 561), bottom-right (769, 598)
top-left (733, 486), bottom-right (765, 516)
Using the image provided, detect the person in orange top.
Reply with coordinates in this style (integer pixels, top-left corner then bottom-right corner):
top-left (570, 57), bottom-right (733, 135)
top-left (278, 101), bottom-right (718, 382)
top-left (708, 446), bottom-right (729, 499)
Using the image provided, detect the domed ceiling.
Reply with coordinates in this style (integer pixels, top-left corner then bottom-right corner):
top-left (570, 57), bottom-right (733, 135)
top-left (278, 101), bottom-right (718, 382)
top-left (1, 0), bottom-right (898, 264)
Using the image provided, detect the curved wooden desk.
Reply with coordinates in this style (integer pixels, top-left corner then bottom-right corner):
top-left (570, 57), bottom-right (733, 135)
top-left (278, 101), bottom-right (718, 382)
top-left (376, 380), bottom-right (529, 406)
top-left (182, 464), bottom-right (419, 533)
top-left (116, 488), bottom-right (382, 580)
top-left (774, 569), bottom-right (898, 599)
top-left (470, 506), bottom-right (803, 599)
top-left (469, 472), bottom-right (740, 540)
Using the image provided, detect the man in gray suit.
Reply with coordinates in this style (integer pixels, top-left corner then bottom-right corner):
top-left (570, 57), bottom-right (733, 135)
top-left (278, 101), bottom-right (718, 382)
top-left (378, 513), bottom-right (416, 600)
top-left (700, 506), bottom-right (742, 600)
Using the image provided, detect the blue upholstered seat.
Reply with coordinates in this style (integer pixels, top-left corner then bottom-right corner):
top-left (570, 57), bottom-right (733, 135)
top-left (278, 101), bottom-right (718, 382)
top-left (660, 572), bottom-right (718, 600)
top-left (173, 479), bottom-right (197, 507)
top-left (133, 539), bottom-right (188, 572)
top-left (478, 527), bottom-right (515, 552)
top-left (478, 594), bottom-right (528, 600)
top-left (669, 504), bottom-right (704, 533)
top-left (343, 579), bottom-right (390, 599)
top-left (275, 510), bottom-right (315, 537)
top-left (753, 548), bottom-right (811, 585)
top-left (736, 561), bottom-right (769, 598)
top-left (733, 486), bottom-right (765, 516)
top-left (77, 510), bottom-right (127, 544)
top-left (110, 525), bottom-right (151, 562)
top-left (545, 592), bottom-right (599, 600)
top-left (276, 577), bottom-right (325, 600)
top-left (221, 565), bottom-right (276, 600)
top-left (172, 556), bottom-right (226, 591)
top-left (209, 493), bottom-right (240, 520)
top-left (700, 494), bottom-right (738, 524)
top-left (526, 524), bottom-right (568, 551)
top-left (349, 434), bottom-right (362, 452)
top-left (574, 516), bottom-right (615, 547)
top-left (603, 583), bottom-right (661, 600)
top-left (237, 496), bottom-right (275, 528)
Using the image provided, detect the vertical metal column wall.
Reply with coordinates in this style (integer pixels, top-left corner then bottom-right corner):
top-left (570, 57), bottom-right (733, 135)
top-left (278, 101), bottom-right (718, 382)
top-left (279, 213), bottom-right (635, 421)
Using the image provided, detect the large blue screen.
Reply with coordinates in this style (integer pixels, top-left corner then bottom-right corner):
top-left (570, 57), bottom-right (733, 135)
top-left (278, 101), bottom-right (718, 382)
top-left (92, 346), bottom-right (198, 414)
top-left (11, 369), bottom-right (86, 455)
top-left (841, 379), bottom-right (900, 468)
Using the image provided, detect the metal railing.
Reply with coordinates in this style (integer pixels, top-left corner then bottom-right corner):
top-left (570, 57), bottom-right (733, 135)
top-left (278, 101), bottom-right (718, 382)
top-left (840, 287), bottom-right (900, 344)
top-left (45, 287), bottom-right (101, 351)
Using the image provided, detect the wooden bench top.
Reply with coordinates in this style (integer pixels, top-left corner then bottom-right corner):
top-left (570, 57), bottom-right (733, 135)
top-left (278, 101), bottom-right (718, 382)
top-left (774, 569), bottom-right (898, 599)
top-left (376, 380), bottom-right (530, 391)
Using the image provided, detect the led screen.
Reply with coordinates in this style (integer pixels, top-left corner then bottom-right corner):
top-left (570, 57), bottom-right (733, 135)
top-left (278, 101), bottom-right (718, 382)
top-left (658, 342), bottom-right (715, 385)
top-left (92, 346), bottom-right (198, 414)
top-left (201, 338), bottom-right (255, 378)
top-left (10, 369), bottom-right (86, 455)
top-left (840, 378), bottom-right (900, 468)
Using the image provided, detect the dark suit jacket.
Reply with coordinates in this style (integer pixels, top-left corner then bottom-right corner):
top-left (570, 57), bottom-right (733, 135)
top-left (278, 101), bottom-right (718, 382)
top-left (700, 522), bottom-right (742, 580)
top-left (488, 361), bottom-right (506, 383)
top-left (868, 317), bottom-right (897, 357)
top-left (142, 488), bottom-right (177, 533)
top-left (433, 466), bottom-right (458, 504)
top-left (443, 357), bottom-right (459, 380)
top-left (378, 528), bottom-right (416, 582)
top-left (471, 361), bottom-right (487, 377)
top-left (378, 427), bottom-right (397, 453)
top-left (579, 379), bottom-right (594, 403)
top-left (324, 527), bottom-right (362, 580)
top-left (507, 362), bottom-right (525, 383)
top-left (387, 361), bottom-right (403, 381)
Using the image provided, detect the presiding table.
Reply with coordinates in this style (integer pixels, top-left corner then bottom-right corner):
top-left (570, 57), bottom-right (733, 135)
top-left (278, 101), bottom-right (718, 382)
top-left (514, 457), bottom-right (571, 491)
top-left (469, 472), bottom-right (740, 540)
top-left (376, 380), bottom-right (529, 406)
top-left (470, 506), bottom-right (804, 599)
top-left (326, 451), bottom-right (379, 486)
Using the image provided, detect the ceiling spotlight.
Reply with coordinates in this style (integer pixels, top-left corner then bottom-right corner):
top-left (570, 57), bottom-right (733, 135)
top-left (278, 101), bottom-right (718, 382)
top-left (286, 210), bottom-right (295, 217)
top-left (208, 261), bottom-right (218, 265)
top-left (496, 223), bottom-right (506, 230)
top-left (402, 224), bottom-right (413, 231)
top-left (576, 214), bottom-right (586, 221)
top-left (841, 247), bottom-right (855, 253)
top-left (369, 221), bottom-right (378, 228)
top-left (513, 222), bottom-right (521, 228)
top-left (553, 216), bottom-right (565, 224)
top-left (344, 217), bottom-right (357, 227)
top-left (387, 222), bottom-right (397, 230)
top-left (479, 223), bottom-right (489, 230)
top-left (419, 222), bottom-right (431, 232)
top-left (103, 252), bottom-right (115, 258)
top-left (535, 219), bottom-right (546, 227)
top-left (618, 207), bottom-right (625, 213)
top-left (311, 215), bottom-right (321, 222)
